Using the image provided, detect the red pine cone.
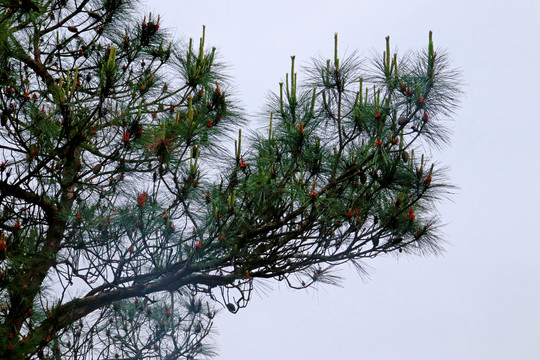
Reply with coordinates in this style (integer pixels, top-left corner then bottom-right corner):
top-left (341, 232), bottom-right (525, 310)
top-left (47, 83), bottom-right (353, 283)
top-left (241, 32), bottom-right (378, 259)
top-left (239, 156), bottom-right (247, 168)
top-left (310, 181), bottom-right (318, 198)
top-left (136, 192), bottom-right (148, 207)
top-left (408, 207), bottom-right (415, 220)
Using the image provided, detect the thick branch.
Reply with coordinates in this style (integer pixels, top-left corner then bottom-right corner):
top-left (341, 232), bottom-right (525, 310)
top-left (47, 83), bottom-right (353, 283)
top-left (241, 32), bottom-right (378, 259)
top-left (0, 179), bottom-right (58, 219)
top-left (24, 268), bottom-right (235, 353)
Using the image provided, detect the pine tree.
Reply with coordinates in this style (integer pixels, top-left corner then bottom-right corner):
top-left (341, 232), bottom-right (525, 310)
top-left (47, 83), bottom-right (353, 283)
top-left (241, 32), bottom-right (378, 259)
top-left (0, 1), bottom-right (460, 359)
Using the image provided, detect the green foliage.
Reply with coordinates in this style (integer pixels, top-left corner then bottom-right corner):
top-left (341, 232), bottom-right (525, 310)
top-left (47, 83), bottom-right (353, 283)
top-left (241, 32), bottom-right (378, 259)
top-left (0, 1), bottom-right (460, 359)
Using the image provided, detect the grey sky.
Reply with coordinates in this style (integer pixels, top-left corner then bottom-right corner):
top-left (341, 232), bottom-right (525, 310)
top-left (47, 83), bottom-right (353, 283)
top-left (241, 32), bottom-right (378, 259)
top-left (148, 1), bottom-right (540, 359)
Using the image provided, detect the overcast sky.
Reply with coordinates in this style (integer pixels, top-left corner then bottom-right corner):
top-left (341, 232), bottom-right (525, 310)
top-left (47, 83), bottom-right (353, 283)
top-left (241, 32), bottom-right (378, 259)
top-left (148, 1), bottom-right (540, 359)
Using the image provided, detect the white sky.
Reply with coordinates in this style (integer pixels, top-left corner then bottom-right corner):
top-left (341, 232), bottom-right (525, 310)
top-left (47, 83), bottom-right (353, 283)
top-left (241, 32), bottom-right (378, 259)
top-left (148, 1), bottom-right (540, 359)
